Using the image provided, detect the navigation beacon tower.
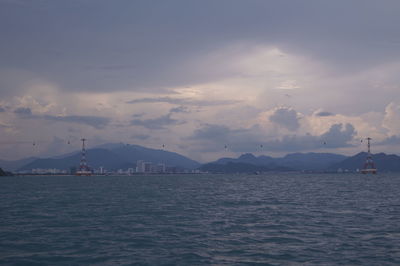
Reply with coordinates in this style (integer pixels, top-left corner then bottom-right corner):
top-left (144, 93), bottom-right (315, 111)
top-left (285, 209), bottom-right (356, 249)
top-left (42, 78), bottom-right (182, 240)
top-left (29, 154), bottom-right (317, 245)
top-left (361, 137), bottom-right (377, 174)
top-left (76, 138), bottom-right (92, 176)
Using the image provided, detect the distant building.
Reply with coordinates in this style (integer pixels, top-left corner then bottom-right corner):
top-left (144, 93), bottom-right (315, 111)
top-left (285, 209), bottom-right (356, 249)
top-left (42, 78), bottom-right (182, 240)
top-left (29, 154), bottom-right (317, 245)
top-left (136, 160), bottom-right (153, 173)
top-left (31, 168), bottom-right (67, 174)
top-left (157, 163), bottom-right (166, 173)
top-left (136, 160), bottom-right (145, 172)
top-left (144, 162), bottom-right (152, 173)
top-left (136, 160), bottom-right (167, 173)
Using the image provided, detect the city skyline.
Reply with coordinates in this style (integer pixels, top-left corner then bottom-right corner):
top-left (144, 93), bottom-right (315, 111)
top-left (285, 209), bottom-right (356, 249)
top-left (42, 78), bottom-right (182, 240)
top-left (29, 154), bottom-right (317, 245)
top-left (1, 1), bottom-right (400, 162)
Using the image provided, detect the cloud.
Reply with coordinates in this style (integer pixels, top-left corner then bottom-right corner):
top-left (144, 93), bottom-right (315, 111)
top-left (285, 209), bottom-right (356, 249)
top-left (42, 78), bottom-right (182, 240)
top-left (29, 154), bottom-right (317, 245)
top-left (260, 123), bottom-right (355, 151)
top-left (132, 113), bottom-right (145, 118)
top-left (13, 107), bottom-right (111, 129)
top-left (14, 107), bottom-right (32, 115)
top-left (269, 107), bottom-right (301, 131)
top-left (1, 1), bottom-right (400, 96)
top-left (131, 113), bottom-right (185, 130)
top-left (189, 122), bottom-right (356, 153)
top-left (85, 64), bottom-right (137, 71)
top-left (377, 135), bottom-right (400, 145)
top-left (126, 96), bottom-right (239, 106)
top-left (131, 134), bottom-right (150, 140)
top-left (0, 106), bottom-right (5, 112)
top-left (275, 80), bottom-right (300, 90)
top-left (383, 102), bottom-right (400, 135)
top-left (190, 124), bottom-right (232, 142)
top-left (315, 111), bottom-right (334, 117)
top-left (188, 124), bottom-right (258, 152)
top-left (42, 115), bottom-right (111, 129)
top-left (1, 1), bottom-right (400, 160)
top-left (319, 123), bottom-right (356, 147)
top-left (170, 106), bottom-right (190, 113)
top-left (0, 122), bottom-right (13, 129)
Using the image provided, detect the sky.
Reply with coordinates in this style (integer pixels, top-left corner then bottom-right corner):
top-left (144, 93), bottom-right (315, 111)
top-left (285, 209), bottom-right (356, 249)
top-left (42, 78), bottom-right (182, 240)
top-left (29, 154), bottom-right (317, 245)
top-left (1, 0), bottom-right (400, 162)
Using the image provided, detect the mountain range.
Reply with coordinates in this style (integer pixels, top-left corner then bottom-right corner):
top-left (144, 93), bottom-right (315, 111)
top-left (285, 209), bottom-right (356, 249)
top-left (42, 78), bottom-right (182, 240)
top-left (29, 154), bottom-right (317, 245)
top-left (202, 152), bottom-right (400, 173)
top-left (329, 152), bottom-right (400, 172)
top-left (1, 143), bottom-right (400, 173)
top-left (213, 153), bottom-right (347, 171)
top-left (16, 143), bottom-right (200, 172)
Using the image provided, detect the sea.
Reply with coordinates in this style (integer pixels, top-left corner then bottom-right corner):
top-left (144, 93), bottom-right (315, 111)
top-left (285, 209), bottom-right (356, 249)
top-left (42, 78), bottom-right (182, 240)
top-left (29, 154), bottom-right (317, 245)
top-left (1, 173), bottom-right (400, 265)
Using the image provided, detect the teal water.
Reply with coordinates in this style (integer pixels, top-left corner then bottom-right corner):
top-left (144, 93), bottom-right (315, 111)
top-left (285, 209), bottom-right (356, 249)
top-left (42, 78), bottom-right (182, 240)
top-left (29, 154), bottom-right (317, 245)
top-left (1, 173), bottom-right (400, 265)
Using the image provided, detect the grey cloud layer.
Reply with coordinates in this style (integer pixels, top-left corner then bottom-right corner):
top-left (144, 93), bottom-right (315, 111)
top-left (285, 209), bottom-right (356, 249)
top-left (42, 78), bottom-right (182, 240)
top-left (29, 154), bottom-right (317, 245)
top-left (131, 113), bottom-right (185, 130)
top-left (190, 123), bottom-right (356, 152)
top-left (1, 1), bottom-right (399, 159)
top-left (269, 107), bottom-right (300, 131)
top-left (127, 97), bottom-right (239, 107)
top-left (42, 115), bottom-right (111, 129)
top-left (1, 1), bottom-right (400, 94)
top-left (13, 108), bottom-right (110, 129)
top-left (14, 107), bottom-right (32, 115)
top-left (377, 135), bottom-right (400, 145)
top-left (315, 111), bottom-right (335, 117)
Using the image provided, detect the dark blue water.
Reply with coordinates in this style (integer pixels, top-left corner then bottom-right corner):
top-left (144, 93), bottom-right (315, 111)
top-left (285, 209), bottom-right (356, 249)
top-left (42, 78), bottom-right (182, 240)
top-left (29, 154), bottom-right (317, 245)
top-left (1, 174), bottom-right (400, 265)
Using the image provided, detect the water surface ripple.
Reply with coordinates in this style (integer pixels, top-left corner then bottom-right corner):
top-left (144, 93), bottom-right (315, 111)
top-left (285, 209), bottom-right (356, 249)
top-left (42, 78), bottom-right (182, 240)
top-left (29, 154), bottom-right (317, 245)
top-left (1, 174), bottom-right (400, 265)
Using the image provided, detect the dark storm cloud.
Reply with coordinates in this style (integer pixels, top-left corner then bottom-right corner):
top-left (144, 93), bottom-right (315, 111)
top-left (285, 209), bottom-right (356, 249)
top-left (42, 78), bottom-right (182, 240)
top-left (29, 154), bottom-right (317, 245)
top-left (14, 107), bottom-right (32, 115)
top-left (315, 111), bottom-right (335, 117)
top-left (131, 114), bottom-right (185, 130)
top-left (269, 107), bottom-right (300, 131)
top-left (127, 97), bottom-right (238, 106)
top-left (190, 123), bottom-right (356, 152)
top-left (2, 1), bottom-right (399, 94)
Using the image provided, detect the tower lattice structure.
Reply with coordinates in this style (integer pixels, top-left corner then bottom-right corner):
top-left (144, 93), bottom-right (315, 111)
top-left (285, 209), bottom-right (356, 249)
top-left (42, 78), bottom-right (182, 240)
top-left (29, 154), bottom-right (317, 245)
top-left (362, 137), bottom-right (377, 174)
top-left (78, 138), bottom-right (91, 173)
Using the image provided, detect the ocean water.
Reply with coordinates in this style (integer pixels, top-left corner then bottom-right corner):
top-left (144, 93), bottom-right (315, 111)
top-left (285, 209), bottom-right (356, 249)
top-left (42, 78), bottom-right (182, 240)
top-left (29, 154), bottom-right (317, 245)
top-left (1, 173), bottom-right (400, 265)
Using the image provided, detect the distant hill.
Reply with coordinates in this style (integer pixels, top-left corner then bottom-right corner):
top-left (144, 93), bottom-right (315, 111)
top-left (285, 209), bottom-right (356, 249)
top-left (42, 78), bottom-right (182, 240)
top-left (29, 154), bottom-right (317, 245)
top-left (329, 152), bottom-right (400, 172)
top-left (209, 152), bottom-right (347, 171)
top-left (0, 157), bottom-right (38, 172)
top-left (277, 153), bottom-right (347, 171)
top-left (0, 167), bottom-right (13, 176)
top-left (18, 144), bottom-right (200, 172)
top-left (215, 153), bottom-right (275, 166)
top-left (199, 162), bottom-right (293, 173)
top-left (109, 144), bottom-right (200, 169)
top-left (19, 149), bottom-right (124, 171)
